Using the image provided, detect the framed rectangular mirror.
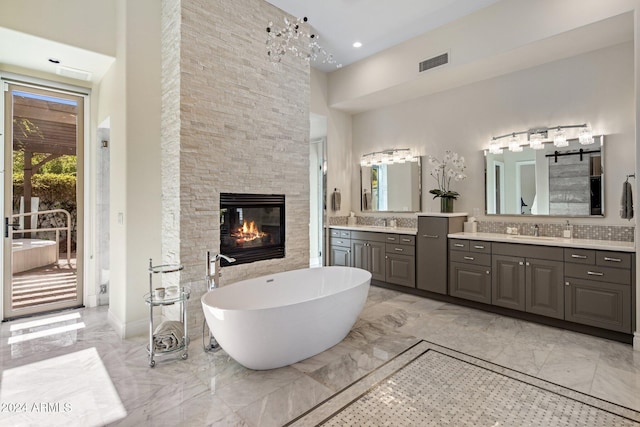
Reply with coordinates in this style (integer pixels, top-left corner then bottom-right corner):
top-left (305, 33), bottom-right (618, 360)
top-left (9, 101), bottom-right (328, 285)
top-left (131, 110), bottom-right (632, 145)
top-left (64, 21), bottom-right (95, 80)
top-left (485, 136), bottom-right (604, 216)
top-left (361, 158), bottom-right (422, 212)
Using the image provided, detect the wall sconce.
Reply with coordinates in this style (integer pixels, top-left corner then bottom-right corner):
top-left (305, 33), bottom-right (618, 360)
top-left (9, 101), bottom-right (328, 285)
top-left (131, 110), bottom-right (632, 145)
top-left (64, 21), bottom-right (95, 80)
top-left (487, 123), bottom-right (594, 152)
top-left (360, 149), bottom-right (418, 166)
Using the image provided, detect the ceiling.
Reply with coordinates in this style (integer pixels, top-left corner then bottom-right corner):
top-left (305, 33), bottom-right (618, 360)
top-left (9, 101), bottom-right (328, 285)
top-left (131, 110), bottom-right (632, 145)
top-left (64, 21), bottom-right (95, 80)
top-left (264, 0), bottom-right (502, 72)
top-left (0, 26), bottom-right (114, 84)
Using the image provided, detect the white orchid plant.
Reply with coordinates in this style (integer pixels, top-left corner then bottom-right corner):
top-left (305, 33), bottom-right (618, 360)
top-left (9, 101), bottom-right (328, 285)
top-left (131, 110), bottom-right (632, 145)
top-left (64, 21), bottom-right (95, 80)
top-left (428, 150), bottom-right (467, 199)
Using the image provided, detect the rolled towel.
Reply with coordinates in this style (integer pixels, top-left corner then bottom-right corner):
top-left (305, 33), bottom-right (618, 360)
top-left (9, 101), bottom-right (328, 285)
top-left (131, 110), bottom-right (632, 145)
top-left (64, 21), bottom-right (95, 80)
top-left (621, 181), bottom-right (634, 220)
top-left (153, 320), bottom-right (184, 352)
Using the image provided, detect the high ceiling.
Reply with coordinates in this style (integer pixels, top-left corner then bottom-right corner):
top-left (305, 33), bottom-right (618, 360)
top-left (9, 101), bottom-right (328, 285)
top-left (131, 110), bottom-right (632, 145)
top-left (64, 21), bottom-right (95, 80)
top-left (264, 0), bottom-right (501, 72)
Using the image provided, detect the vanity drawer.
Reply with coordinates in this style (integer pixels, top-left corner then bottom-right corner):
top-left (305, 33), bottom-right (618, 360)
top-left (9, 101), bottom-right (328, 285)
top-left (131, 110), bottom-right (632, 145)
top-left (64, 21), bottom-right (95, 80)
top-left (470, 242), bottom-right (491, 254)
top-left (450, 250), bottom-right (491, 266)
top-left (565, 263), bottom-right (631, 285)
top-left (330, 229), bottom-right (351, 238)
top-left (351, 231), bottom-right (388, 242)
top-left (398, 235), bottom-right (416, 246)
top-left (386, 243), bottom-right (415, 256)
top-left (449, 239), bottom-right (470, 251)
top-left (384, 234), bottom-right (400, 244)
top-left (564, 248), bottom-right (596, 265)
top-left (596, 251), bottom-right (631, 269)
top-left (330, 237), bottom-right (351, 248)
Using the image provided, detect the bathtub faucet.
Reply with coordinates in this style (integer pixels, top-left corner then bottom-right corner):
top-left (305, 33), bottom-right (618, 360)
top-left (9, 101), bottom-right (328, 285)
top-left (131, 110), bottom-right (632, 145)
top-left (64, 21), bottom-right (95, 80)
top-left (206, 251), bottom-right (236, 290)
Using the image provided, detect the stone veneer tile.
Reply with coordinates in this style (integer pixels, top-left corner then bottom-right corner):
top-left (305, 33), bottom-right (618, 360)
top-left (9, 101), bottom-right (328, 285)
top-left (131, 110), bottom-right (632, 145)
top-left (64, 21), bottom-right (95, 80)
top-left (161, 0), bottom-right (310, 306)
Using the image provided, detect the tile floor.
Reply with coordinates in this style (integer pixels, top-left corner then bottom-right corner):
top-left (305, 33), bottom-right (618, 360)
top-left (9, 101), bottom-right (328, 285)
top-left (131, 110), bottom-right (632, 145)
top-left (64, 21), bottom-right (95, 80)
top-left (1, 285), bottom-right (639, 426)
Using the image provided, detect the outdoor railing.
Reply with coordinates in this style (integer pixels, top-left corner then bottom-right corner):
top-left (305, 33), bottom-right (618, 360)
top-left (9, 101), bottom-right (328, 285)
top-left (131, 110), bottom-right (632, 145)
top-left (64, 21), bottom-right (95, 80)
top-left (12, 209), bottom-right (72, 267)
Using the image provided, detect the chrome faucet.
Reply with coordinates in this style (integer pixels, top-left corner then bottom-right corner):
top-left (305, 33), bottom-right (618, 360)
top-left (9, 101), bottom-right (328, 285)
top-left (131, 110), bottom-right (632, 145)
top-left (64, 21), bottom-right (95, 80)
top-left (533, 224), bottom-right (539, 237)
top-left (205, 251), bottom-right (236, 290)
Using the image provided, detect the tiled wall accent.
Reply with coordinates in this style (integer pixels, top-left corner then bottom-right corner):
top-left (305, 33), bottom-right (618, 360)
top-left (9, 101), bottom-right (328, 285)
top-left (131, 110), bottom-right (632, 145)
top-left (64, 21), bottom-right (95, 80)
top-left (356, 216), bottom-right (418, 229)
top-left (329, 216), bottom-right (634, 242)
top-left (477, 221), bottom-right (635, 242)
top-left (161, 0), bottom-right (310, 331)
top-left (328, 216), bottom-right (417, 229)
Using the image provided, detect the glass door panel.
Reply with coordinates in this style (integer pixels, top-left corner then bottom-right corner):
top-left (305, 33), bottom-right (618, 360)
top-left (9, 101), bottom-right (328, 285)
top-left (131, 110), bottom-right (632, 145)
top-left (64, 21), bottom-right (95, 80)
top-left (3, 83), bottom-right (84, 319)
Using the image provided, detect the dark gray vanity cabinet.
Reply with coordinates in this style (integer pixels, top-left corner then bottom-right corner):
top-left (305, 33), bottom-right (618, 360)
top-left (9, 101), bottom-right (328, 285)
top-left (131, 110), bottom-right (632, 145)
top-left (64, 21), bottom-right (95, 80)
top-left (385, 235), bottom-right (416, 288)
top-left (351, 231), bottom-right (386, 282)
top-left (564, 249), bottom-right (632, 333)
top-left (492, 243), bottom-right (564, 319)
top-left (329, 229), bottom-right (351, 267)
top-left (449, 239), bottom-right (492, 304)
top-left (492, 255), bottom-right (526, 311)
top-left (417, 215), bottom-right (465, 294)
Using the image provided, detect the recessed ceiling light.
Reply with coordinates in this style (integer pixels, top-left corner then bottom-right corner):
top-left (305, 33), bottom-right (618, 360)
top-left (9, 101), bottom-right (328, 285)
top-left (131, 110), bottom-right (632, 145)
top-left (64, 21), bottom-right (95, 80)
top-left (352, 41), bottom-right (362, 48)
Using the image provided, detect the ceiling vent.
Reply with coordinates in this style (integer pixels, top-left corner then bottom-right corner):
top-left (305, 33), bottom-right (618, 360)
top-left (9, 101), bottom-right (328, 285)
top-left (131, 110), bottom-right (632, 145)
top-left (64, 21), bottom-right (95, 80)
top-left (56, 65), bottom-right (93, 81)
top-left (419, 52), bottom-right (449, 73)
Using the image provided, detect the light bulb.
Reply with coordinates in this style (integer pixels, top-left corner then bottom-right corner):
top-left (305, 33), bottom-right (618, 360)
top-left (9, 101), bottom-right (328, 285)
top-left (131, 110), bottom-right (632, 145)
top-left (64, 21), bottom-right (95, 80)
top-left (553, 128), bottom-right (568, 147)
top-left (578, 125), bottom-right (594, 145)
top-left (508, 134), bottom-right (522, 152)
top-left (488, 140), bottom-right (503, 154)
top-left (529, 133), bottom-right (545, 150)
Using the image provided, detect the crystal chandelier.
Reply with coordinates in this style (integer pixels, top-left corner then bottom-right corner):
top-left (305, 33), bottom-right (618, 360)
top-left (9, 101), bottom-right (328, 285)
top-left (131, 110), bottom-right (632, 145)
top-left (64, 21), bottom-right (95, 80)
top-left (266, 16), bottom-right (341, 67)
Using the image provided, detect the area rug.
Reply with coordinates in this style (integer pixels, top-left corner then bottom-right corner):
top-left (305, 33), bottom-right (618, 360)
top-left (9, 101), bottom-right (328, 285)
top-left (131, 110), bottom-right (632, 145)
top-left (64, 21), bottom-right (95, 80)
top-left (287, 341), bottom-right (640, 426)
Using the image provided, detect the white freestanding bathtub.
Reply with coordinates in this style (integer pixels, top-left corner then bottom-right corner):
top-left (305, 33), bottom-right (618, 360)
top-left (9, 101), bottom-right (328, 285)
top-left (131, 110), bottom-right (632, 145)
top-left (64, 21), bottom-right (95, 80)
top-left (201, 266), bottom-right (371, 370)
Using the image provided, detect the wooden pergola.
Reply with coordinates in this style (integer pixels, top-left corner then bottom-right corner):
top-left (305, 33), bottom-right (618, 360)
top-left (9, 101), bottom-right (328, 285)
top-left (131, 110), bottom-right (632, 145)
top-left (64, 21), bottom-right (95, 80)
top-left (12, 94), bottom-right (77, 227)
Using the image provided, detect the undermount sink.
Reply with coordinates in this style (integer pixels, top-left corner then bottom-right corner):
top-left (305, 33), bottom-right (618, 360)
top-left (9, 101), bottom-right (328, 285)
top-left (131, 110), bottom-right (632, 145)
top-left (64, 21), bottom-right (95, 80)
top-left (510, 235), bottom-right (559, 241)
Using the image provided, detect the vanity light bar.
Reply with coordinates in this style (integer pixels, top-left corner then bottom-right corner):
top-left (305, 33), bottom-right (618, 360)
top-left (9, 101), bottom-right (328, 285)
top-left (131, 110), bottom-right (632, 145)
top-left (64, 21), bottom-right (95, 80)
top-left (487, 123), bottom-right (594, 152)
top-left (360, 149), bottom-right (418, 166)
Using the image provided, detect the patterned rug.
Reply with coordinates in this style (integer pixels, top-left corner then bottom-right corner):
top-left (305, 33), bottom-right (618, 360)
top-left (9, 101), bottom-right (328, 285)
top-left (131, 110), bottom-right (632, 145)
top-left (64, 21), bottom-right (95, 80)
top-left (287, 341), bottom-right (640, 426)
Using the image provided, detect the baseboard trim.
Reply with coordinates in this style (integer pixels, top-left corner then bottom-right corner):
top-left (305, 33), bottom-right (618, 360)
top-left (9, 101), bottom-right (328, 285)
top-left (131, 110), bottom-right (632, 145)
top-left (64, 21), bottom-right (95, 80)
top-left (107, 309), bottom-right (148, 339)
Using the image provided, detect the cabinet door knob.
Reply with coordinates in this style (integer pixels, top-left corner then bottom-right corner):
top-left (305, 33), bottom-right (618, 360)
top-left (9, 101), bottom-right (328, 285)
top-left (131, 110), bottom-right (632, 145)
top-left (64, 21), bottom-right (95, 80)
top-left (402, 238), bottom-right (411, 242)
top-left (387, 237), bottom-right (395, 241)
top-left (463, 256), bottom-right (475, 261)
top-left (603, 257), bottom-right (622, 263)
top-left (565, 281), bottom-right (570, 286)
top-left (486, 271), bottom-right (490, 274)
top-left (571, 254), bottom-right (588, 259)
top-left (394, 248), bottom-right (404, 252)
top-left (423, 234), bottom-right (439, 239)
top-left (474, 245), bottom-right (485, 249)
top-left (518, 261), bottom-right (524, 266)
top-left (526, 262), bottom-right (530, 266)
top-left (587, 271), bottom-right (604, 276)
top-left (454, 243), bottom-right (465, 247)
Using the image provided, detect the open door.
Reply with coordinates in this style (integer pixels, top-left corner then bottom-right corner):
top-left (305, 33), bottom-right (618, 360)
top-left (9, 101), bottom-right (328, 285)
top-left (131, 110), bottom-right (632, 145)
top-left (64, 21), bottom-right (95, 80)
top-left (3, 83), bottom-right (84, 319)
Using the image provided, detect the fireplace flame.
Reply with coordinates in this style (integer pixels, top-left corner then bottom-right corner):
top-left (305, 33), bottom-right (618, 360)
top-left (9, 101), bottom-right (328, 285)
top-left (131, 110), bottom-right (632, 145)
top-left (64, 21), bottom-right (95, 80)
top-left (233, 220), bottom-right (267, 243)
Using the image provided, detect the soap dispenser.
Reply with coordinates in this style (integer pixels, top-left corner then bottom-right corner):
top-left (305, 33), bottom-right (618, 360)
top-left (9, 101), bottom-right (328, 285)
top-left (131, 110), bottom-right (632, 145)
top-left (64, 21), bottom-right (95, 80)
top-left (563, 220), bottom-right (573, 239)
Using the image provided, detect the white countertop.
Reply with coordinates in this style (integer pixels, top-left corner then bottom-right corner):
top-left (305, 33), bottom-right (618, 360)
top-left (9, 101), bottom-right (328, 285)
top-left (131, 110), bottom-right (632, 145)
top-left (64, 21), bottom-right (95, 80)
top-left (330, 225), bottom-right (417, 235)
top-left (448, 232), bottom-right (635, 252)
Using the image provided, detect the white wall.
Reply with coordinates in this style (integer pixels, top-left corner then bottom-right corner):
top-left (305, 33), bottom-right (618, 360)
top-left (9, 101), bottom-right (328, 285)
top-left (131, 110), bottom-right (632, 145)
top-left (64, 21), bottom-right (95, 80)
top-left (311, 68), bottom-right (353, 218)
top-left (97, 0), bottom-right (162, 337)
top-left (350, 42), bottom-right (635, 225)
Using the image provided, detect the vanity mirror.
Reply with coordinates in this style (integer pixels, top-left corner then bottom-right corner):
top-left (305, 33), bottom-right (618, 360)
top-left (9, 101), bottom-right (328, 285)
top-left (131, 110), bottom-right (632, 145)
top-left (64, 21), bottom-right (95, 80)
top-left (485, 136), bottom-right (604, 216)
top-left (360, 158), bottom-right (422, 212)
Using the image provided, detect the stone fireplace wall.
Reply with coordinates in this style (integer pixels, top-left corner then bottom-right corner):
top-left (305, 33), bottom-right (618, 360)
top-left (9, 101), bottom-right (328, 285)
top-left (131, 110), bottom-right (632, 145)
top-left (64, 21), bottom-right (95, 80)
top-left (161, 0), bottom-right (310, 328)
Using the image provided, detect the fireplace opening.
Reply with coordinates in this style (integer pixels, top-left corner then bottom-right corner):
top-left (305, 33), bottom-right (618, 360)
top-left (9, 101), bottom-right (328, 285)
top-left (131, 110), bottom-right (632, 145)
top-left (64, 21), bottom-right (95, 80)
top-left (220, 193), bottom-right (285, 265)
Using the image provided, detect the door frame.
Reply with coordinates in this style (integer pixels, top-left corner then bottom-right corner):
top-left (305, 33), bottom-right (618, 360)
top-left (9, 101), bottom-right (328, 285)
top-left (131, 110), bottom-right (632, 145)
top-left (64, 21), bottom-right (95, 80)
top-left (1, 73), bottom-right (91, 320)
